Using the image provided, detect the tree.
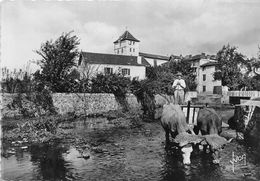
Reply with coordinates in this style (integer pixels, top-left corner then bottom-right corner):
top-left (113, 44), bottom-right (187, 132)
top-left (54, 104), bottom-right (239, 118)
top-left (160, 58), bottom-right (197, 91)
top-left (131, 59), bottom-right (197, 119)
top-left (213, 44), bottom-right (251, 90)
top-left (91, 73), bottom-right (131, 112)
top-left (34, 32), bottom-right (80, 92)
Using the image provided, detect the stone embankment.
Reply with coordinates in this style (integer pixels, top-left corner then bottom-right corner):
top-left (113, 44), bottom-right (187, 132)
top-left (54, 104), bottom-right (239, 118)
top-left (1, 92), bottom-right (198, 118)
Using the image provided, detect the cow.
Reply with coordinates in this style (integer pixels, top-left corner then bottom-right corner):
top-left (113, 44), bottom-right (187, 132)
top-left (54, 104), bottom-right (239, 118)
top-left (161, 103), bottom-right (194, 143)
top-left (194, 107), bottom-right (222, 135)
top-left (160, 103), bottom-right (196, 164)
top-left (194, 107), bottom-right (228, 164)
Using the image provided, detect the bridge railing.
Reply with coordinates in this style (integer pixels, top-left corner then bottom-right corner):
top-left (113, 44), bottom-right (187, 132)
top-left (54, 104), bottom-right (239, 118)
top-left (226, 91), bottom-right (260, 97)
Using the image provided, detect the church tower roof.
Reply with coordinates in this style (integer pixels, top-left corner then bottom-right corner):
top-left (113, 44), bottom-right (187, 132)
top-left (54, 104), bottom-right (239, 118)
top-left (113, 30), bottom-right (140, 43)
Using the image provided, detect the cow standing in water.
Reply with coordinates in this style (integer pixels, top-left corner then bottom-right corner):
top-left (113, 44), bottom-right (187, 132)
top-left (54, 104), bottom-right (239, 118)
top-left (194, 107), bottom-right (222, 135)
top-left (194, 107), bottom-right (228, 164)
top-left (160, 103), bottom-right (196, 164)
top-left (161, 103), bottom-right (194, 143)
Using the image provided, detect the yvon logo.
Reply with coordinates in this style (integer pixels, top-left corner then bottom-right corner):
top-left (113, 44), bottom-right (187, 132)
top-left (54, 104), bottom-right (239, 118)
top-left (229, 151), bottom-right (246, 173)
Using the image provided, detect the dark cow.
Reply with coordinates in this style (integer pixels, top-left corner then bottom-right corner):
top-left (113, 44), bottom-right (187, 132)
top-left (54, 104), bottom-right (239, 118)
top-left (194, 107), bottom-right (222, 135)
top-left (160, 103), bottom-right (195, 164)
top-left (194, 107), bottom-right (226, 164)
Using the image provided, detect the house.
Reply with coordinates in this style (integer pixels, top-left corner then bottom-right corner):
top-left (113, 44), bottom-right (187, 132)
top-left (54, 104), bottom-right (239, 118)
top-left (185, 53), bottom-right (222, 93)
top-left (139, 52), bottom-right (170, 67)
top-left (113, 30), bottom-right (170, 66)
top-left (199, 61), bottom-right (222, 93)
top-left (78, 52), bottom-right (149, 80)
top-left (78, 30), bottom-right (171, 80)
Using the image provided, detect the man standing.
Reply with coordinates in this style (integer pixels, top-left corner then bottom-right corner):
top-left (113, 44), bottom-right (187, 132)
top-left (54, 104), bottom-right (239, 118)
top-left (172, 72), bottom-right (186, 105)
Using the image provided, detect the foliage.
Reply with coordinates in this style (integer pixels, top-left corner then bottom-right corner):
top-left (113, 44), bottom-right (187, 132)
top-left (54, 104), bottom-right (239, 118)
top-left (8, 84), bottom-right (56, 118)
top-left (1, 73), bottom-right (33, 93)
top-left (91, 73), bottom-right (131, 112)
top-left (3, 115), bottom-right (68, 143)
top-left (34, 32), bottom-right (80, 92)
top-left (213, 44), bottom-right (252, 90)
top-left (130, 79), bottom-right (157, 118)
top-left (2, 72), bottom-right (57, 118)
top-left (131, 59), bottom-right (196, 119)
top-left (160, 58), bottom-right (197, 91)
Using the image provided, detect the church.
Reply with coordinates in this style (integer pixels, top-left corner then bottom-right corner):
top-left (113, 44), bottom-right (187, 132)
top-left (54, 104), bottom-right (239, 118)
top-left (78, 30), bottom-right (170, 80)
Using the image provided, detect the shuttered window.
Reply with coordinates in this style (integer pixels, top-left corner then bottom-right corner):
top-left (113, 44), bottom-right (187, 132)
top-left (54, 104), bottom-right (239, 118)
top-left (122, 68), bottom-right (130, 76)
top-left (104, 67), bottom-right (113, 74)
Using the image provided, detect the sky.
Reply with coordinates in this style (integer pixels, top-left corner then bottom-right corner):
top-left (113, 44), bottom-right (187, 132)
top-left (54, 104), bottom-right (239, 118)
top-left (1, 0), bottom-right (260, 70)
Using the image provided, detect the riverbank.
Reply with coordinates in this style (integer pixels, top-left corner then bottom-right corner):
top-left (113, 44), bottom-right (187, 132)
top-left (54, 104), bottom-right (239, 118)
top-left (1, 108), bottom-right (144, 156)
top-left (2, 107), bottom-right (260, 181)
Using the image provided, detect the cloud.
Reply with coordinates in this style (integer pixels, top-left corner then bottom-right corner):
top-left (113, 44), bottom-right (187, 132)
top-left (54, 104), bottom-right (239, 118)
top-left (78, 22), bottom-right (119, 53)
top-left (1, 0), bottom-right (260, 70)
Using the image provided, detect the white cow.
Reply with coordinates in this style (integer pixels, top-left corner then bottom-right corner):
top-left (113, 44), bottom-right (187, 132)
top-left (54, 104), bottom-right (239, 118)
top-left (160, 103), bottom-right (199, 164)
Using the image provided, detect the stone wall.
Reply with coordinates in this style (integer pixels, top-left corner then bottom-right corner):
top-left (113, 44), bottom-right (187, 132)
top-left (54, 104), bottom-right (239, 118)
top-left (0, 93), bottom-right (140, 118)
top-left (0, 92), bottom-right (198, 118)
top-left (52, 93), bottom-right (140, 116)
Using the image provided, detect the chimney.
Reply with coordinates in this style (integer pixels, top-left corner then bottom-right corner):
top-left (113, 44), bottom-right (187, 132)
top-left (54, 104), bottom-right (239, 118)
top-left (137, 56), bottom-right (142, 64)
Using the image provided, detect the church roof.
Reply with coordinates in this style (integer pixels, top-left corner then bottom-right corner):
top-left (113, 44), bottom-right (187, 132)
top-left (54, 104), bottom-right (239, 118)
top-left (114, 31), bottom-right (140, 43)
top-left (79, 52), bottom-right (150, 67)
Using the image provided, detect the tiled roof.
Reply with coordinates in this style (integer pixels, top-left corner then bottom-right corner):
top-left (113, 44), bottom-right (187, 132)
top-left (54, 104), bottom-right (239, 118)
top-left (200, 61), bottom-right (218, 67)
top-left (186, 54), bottom-right (216, 61)
top-left (80, 52), bottom-right (150, 67)
top-left (139, 52), bottom-right (169, 60)
top-left (186, 54), bottom-right (206, 61)
top-left (114, 31), bottom-right (140, 43)
top-left (169, 54), bottom-right (181, 61)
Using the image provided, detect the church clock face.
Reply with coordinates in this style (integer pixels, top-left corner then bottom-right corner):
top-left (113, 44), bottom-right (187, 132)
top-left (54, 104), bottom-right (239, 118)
top-left (254, 67), bottom-right (260, 75)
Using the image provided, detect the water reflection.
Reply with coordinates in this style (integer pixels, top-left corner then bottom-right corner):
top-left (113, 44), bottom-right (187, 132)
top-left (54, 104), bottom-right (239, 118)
top-left (2, 119), bottom-right (260, 181)
top-left (30, 144), bottom-right (76, 180)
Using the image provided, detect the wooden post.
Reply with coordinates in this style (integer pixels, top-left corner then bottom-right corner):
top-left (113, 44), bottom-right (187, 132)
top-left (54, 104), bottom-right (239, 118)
top-left (186, 101), bottom-right (191, 124)
top-left (192, 107), bottom-right (195, 124)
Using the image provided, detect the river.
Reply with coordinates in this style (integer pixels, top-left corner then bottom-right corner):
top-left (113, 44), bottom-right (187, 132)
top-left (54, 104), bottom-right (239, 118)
top-left (1, 117), bottom-right (260, 181)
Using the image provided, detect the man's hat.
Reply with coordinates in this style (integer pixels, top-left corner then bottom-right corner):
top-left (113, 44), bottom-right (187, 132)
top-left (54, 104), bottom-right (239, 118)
top-left (176, 72), bottom-right (183, 76)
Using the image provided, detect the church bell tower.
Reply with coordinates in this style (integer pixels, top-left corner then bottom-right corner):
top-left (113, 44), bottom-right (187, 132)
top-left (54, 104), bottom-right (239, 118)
top-left (113, 30), bottom-right (140, 56)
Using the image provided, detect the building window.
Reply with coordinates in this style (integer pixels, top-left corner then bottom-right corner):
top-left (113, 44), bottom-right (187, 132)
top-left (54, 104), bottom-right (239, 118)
top-left (203, 74), bottom-right (206, 81)
top-left (117, 50), bottom-right (119, 54)
top-left (122, 68), bottom-right (130, 76)
top-left (104, 67), bottom-right (113, 74)
top-left (133, 42), bottom-right (135, 45)
top-left (202, 67), bottom-right (206, 71)
top-left (130, 48), bottom-right (132, 52)
top-left (133, 48), bottom-right (135, 52)
top-left (203, 86), bottom-right (206, 92)
top-left (129, 41), bottom-right (132, 45)
top-left (121, 48), bottom-right (123, 53)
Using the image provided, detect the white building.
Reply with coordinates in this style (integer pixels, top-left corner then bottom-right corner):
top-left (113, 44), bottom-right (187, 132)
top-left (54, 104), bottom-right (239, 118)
top-left (139, 52), bottom-right (170, 67)
top-left (78, 30), bottom-right (171, 80)
top-left (113, 30), bottom-right (170, 66)
top-left (187, 53), bottom-right (222, 94)
top-left (114, 30), bottom-right (140, 56)
top-left (78, 52), bottom-right (149, 80)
